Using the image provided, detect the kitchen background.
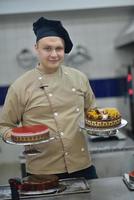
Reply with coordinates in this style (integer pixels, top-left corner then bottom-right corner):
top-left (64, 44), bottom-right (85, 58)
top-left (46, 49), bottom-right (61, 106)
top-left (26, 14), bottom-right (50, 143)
top-left (0, 0), bottom-right (134, 184)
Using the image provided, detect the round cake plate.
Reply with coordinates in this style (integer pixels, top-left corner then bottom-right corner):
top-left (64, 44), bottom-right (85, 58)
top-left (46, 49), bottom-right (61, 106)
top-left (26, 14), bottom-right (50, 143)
top-left (2, 136), bottom-right (55, 146)
top-left (80, 119), bottom-right (127, 136)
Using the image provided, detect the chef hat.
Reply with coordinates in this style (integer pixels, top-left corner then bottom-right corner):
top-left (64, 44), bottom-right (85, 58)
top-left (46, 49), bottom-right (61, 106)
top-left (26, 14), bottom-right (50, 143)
top-left (33, 17), bottom-right (73, 53)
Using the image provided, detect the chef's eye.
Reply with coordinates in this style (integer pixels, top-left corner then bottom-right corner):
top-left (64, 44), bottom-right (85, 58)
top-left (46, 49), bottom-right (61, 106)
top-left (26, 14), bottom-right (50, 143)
top-left (56, 47), bottom-right (64, 52)
top-left (44, 47), bottom-right (52, 52)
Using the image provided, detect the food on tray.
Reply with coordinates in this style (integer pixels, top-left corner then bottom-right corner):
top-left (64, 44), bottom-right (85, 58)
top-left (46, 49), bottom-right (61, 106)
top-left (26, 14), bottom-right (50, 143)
top-left (86, 107), bottom-right (121, 128)
top-left (11, 124), bottom-right (49, 143)
top-left (129, 171), bottom-right (134, 182)
top-left (20, 174), bottom-right (59, 191)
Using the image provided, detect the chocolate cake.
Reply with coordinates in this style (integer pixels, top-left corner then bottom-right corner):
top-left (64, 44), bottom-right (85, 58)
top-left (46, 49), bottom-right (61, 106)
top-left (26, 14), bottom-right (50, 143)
top-left (20, 174), bottom-right (59, 191)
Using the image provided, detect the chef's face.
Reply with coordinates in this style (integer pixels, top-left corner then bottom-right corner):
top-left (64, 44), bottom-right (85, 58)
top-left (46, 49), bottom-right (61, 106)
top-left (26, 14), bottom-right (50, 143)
top-left (35, 36), bottom-right (65, 73)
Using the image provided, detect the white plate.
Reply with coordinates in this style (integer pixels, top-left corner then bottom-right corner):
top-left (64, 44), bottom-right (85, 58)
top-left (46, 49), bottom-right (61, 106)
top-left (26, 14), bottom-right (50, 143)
top-left (3, 136), bottom-right (55, 146)
top-left (80, 119), bottom-right (127, 136)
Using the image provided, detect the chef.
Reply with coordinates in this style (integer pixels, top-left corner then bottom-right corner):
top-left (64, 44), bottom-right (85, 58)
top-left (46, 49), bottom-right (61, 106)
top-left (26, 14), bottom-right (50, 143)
top-left (0, 17), bottom-right (98, 179)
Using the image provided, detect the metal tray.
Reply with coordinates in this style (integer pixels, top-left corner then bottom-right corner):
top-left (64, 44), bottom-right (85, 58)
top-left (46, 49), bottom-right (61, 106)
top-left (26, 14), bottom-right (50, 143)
top-left (20, 184), bottom-right (66, 196)
top-left (0, 185), bottom-right (11, 200)
top-left (59, 177), bottom-right (90, 194)
top-left (80, 118), bottom-right (127, 136)
top-left (0, 177), bottom-right (90, 199)
top-left (123, 174), bottom-right (134, 190)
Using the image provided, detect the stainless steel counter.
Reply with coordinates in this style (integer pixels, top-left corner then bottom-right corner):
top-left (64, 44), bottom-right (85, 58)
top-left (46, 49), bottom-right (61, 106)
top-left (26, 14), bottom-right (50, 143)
top-left (19, 176), bottom-right (134, 200)
top-left (87, 130), bottom-right (134, 177)
top-left (87, 130), bottom-right (134, 153)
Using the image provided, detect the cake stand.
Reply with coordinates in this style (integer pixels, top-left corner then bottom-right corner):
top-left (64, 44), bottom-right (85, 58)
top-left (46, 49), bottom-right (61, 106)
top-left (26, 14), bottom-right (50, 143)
top-left (80, 118), bottom-right (128, 137)
top-left (2, 136), bottom-right (55, 155)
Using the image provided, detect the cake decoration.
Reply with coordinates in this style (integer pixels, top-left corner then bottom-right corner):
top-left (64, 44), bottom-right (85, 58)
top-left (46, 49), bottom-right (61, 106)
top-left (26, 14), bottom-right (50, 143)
top-left (86, 107), bottom-right (121, 128)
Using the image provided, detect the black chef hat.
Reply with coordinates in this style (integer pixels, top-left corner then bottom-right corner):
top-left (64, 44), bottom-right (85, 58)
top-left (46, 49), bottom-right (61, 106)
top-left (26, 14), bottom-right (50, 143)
top-left (33, 17), bottom-right (73, 53)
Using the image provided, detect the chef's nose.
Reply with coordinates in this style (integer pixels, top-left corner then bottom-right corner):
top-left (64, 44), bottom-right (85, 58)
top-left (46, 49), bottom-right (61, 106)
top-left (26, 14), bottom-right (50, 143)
top-left (50, 49), bottom-right (57, 56)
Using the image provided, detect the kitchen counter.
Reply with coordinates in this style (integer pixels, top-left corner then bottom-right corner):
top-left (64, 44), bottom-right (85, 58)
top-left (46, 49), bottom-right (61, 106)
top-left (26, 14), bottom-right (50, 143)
top-left (86, 130), bottom-right (134, 177)
top-left (87, 130), bottom-right (134, 154)
top-left (18, 176), bottom-right (133, 200)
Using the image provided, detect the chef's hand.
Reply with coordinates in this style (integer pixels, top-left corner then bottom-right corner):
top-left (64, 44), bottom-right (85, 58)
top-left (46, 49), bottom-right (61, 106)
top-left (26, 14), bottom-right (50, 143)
top-left (3, 130), bottom-right (13, 141)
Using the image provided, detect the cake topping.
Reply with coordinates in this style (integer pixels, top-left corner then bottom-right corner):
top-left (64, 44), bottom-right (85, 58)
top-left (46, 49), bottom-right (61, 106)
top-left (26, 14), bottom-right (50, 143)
top-left (87, 107), bottom-right (121, 121)
top-left (86, 107), bottom-right (121, 128)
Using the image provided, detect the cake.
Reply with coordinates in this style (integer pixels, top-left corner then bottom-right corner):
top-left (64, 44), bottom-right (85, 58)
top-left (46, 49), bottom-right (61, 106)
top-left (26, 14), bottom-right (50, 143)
top-left (20, 174), bottom-right (59, 191)
top-left (11, 124), bottom-right (49, 143)
top-left (86, 107), bottom-right (121, 128)
top-left (129, 171), bottom-right (134, 182)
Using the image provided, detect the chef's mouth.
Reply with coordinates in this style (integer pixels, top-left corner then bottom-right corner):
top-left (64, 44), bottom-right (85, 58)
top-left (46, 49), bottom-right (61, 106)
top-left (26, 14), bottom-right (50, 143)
top-left (49, 59), bottom-right (60, 63)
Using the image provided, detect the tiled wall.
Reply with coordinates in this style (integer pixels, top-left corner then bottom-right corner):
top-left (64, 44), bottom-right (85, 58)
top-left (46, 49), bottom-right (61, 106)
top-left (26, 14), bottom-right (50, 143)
top-left (0, 9), bottom-right (133, 84)
top-left (0, 8), bottom-right (134, 162)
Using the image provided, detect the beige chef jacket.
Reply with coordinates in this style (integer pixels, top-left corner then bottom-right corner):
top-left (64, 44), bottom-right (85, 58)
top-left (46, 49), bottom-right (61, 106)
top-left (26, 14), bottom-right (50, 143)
top-left (0, 65), bottom-right (96, 174)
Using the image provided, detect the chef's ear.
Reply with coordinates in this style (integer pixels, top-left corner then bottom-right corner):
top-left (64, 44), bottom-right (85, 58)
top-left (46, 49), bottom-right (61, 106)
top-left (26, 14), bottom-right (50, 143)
top-left (34, 43), bottom-right (38, 50)
top-left (34, 44), bottom-right (39, 60)
top-left (34, 43), bottom-right (39, 55)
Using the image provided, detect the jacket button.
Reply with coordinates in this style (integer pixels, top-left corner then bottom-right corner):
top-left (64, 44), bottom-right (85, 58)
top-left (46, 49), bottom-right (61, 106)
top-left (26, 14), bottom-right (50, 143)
top-left (49, 93), bottom-right (53, 97)
top-left (54, 112), bottom-right (58, 116)
top-left (72, 88), bottom-right (76, 92)
top-left (60, 132), bottom-right (64, 136)
top-left (81, 148), bottom-right (85, 152)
